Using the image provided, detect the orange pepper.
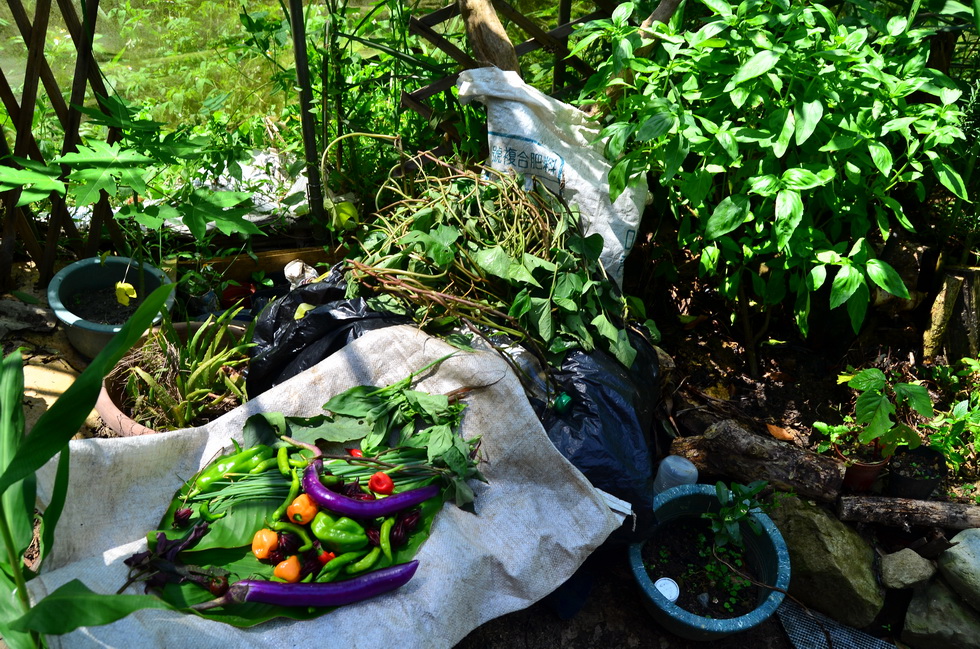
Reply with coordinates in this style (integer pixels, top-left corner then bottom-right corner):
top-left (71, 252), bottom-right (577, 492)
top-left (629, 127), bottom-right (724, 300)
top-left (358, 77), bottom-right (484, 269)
top-left (251, 528), bottom-right (278, 559)
top-left (286, 493), bottom-right (319, 524)
top-left (274, 555), bottom-right (302, 583)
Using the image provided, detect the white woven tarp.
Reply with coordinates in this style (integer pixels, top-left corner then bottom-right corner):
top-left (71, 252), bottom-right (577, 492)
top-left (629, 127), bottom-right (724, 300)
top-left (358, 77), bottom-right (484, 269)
top-left (31, 325), bottom-right (623, 648)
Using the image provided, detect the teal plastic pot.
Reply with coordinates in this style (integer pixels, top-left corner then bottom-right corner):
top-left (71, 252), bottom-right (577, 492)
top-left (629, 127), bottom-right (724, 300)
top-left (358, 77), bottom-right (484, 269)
top-left (628, 484), bottom-right (791, 641)
top-left (47, 256), bottom-right (175, 359)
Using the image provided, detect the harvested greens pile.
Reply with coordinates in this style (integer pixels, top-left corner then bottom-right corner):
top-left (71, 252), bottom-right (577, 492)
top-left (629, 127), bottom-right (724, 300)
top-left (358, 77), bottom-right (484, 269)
top-left (123, 359), bottom-right (483, 626)
top-left (346, 163), bottom-right (655, 376)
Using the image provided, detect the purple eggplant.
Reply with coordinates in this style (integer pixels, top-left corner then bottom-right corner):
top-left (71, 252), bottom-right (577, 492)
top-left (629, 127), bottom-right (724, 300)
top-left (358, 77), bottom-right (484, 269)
top-left (193, 560), bottom-right (419, 610)
top-left (302, 461), bottom-right (440, 518)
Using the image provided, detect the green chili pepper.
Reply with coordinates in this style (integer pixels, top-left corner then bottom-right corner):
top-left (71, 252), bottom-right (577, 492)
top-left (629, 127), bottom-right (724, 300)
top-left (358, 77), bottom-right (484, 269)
top-left (315, 549), bottom-right (369, 582)
top-left (345, 546), bottom-right (382, 575)
top-left (310, 512), bottom-right (369, 553)
top-left (269, 520), bottom-right (314, 552)
top-left (277, 446), bottom-right (291, 478)
top-left (249, 457), bottom-right (279, 474)
top-left (271, 468), bottom-right (301, 522)
top-left (198, 500), bottom-right (226, 522)
top-left (380, 517), bottom-right (395, 563)
top-left (188, 445), bottom-right (273, 497)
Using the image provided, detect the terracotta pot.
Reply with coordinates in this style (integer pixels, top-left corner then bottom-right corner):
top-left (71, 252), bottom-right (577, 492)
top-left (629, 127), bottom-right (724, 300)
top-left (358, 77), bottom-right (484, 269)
top-left (835, 444), bottom-right (889, 492)
top-left (96, 321), bottom-right (247, 436)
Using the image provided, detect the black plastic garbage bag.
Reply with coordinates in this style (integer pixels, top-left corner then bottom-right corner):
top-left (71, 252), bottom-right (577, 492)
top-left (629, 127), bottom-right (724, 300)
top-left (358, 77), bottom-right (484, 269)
top-left (246, 268), bottom-right (410, 397)
top-left (533, 331), bottom-right (661, 545)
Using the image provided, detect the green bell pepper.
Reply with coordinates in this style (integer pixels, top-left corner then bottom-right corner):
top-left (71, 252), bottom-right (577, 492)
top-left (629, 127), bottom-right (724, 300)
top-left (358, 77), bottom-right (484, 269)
top-left (310, 511), bottom-right (370, 553)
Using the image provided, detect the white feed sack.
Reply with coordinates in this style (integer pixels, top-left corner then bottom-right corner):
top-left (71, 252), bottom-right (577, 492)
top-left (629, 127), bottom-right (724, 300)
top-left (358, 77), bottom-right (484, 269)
top-left (31, 325), bottom-right (622, 649)
top-left (457, 66), bottom-right (650, 287)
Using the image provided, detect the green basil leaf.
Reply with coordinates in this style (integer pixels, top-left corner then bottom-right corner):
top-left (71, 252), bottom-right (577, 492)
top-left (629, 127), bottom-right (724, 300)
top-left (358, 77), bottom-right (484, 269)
top-left (781, 168), bottom-right (829, 190)
top-left (772, 108), bottom-right (795, 158)
top-left (867, 141), bottom-right (893, 177)
top-left (793, 99), bottom-right (823, 145)
top-left (726, 50), bottom-right (780, 89)
top-left (747, 174), bottom-right (780, 196)
top-left (701, 0), bottom-right (734, 16)
top-left (775, 189), bottom-right (803, 248)
top-left (866, 259), bottom-right (910, 299)
top-left (636, 112), bottom-right (675, 141)
top-left (829, 263), bottom-right (863, 309)
top-left (930, 157), bottom-right (969, 200)
top-left (705, 194), bottom-right (750, 239)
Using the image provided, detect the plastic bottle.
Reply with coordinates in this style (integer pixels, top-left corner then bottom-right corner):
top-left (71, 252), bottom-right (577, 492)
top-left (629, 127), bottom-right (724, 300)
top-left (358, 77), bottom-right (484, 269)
top-left (653, 455), bottom-right (698, 495)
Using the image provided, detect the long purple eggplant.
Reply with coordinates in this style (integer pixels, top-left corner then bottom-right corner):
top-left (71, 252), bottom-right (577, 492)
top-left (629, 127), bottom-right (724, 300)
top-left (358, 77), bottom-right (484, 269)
top-left (193, 560), bottom-right (420, 610)
top-left (302, 461), bottom-right (440, 518)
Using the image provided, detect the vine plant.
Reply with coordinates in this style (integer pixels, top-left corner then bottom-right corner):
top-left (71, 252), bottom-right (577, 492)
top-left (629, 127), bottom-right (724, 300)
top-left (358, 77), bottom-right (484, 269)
top-left (576, 0), bottom-right (968, 341)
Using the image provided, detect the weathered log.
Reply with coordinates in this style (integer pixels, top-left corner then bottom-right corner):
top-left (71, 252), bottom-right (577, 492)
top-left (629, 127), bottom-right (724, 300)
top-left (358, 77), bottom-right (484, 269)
top-left (669, 419), bottom-right (845, 502)
top-left (458, 0), bottom-right (520, 73)
top-left (839, 496), bottom-right (980, 531)
top-left (923, 267), bottom-right (980, 363)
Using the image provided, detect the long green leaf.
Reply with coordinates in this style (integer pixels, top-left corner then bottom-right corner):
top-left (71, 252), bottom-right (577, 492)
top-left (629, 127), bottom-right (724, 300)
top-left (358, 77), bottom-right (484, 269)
top-left (0, 570), bottom-right (36, 649)
top-left (38, 446), bottom-right (70, 572)
top-left (0, 284), bottom-right (175, 497)
top-left (0, 351), bottom-right (34, 557)
top-left (10, 579), bottom-right (176, 634)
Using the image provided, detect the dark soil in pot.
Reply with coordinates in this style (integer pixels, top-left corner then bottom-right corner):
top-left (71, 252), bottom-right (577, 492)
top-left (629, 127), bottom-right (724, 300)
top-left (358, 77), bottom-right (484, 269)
top-left (68, 286), bottom-right (142, 325)
top-left (640, 517), bottom-right (761, 619)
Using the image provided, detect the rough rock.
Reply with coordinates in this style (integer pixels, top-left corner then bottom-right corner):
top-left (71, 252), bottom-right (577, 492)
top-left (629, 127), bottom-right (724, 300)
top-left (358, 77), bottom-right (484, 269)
top-left (881, 548), bottom-right (936, 589)
top-left (938, 528), bottom-right (980, 613)
top-left (903, 577), bottom-right (980, 649)
top-left (767, 494), bottom-right (884, 628)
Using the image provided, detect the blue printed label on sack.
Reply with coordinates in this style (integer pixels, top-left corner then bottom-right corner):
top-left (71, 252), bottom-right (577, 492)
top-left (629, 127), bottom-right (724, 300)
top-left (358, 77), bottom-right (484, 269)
top-left (488, 131), bottom-right (565, 195)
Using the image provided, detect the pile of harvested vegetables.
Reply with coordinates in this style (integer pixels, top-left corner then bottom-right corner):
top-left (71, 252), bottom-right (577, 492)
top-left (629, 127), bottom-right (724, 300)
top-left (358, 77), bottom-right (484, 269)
top-left (120, 358), bottom-right (483, 625)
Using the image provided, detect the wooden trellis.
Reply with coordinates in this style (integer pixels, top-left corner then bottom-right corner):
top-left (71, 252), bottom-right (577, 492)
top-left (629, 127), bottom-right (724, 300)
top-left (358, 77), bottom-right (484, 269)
top-left (0, 0), bottom-right (615, 292)
top-left (0, 0), bottom-right (131, 291)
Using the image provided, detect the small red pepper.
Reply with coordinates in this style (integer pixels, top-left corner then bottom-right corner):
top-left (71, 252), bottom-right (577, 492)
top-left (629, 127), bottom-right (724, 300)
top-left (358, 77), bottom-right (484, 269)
top-left (368, 471), bottom-right (395, 495)
top-left (318, 550), bottom-right (336, 565)
top-left (347, 448), bottom-right (363, 457)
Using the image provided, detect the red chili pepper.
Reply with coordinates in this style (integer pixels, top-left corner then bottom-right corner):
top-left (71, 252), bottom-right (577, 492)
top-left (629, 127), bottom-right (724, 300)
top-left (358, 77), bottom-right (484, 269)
top-left (368, 471), bottom-right (395, 495)
top-left (347, 448), bottom-right (363, 457)
top-left (318, 550), bottom-right (336, 565)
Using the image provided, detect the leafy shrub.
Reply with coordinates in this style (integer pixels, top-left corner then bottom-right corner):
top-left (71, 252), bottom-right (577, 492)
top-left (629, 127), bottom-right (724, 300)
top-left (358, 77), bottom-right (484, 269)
top-left (577, 0), bottom-right (967, 335)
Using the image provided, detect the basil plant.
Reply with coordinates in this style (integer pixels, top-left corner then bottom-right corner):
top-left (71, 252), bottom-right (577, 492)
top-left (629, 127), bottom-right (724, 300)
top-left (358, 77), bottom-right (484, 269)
top-left (577, 0), bottom-right (967, 335)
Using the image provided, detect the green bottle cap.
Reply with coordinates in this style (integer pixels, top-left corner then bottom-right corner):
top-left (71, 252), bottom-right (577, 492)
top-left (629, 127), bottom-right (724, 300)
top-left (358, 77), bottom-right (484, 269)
top-left (553, 392), bottom-right (572, 414)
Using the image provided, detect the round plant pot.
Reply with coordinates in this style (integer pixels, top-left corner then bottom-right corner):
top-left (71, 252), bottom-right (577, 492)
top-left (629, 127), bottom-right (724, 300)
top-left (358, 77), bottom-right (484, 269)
top-left (96, 321), bottom-right (247, 436)
top-left (887, 446), bottom-right (947, 500)
top-left (834, 445), bottom-right (889, 493)
top-left (47, 256), bottom-right (176, 359)
top-left (628, 484), bottom-right (791, 642)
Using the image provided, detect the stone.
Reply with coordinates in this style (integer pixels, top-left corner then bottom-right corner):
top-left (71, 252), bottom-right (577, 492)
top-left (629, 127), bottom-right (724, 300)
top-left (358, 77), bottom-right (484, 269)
top-left (880, 548), bottom-right (936, 589)
top-left (767, 494), bottom-right (884, 628)
top-left (939, 528), bottom-right (980, 613)
top-left (903, 577), bottom-right (980, 649)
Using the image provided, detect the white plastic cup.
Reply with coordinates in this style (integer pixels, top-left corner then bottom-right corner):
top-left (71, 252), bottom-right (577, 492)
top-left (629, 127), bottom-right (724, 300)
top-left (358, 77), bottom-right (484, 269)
top-left (653, 455), bottom-right (698, 495)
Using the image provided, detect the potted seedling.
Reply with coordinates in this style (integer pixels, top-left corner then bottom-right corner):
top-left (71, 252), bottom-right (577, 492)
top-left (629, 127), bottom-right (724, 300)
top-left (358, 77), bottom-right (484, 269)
top-left (887, 445), bottom-right (948, 500)
top-left (96, 306), bottom-right (255, 435)
top-left (47, 256), bottom-right (176, 359)
top-left (628, 482), bottom-right (790, 641)
top-left (814, 368), bottom-right (934, 492)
